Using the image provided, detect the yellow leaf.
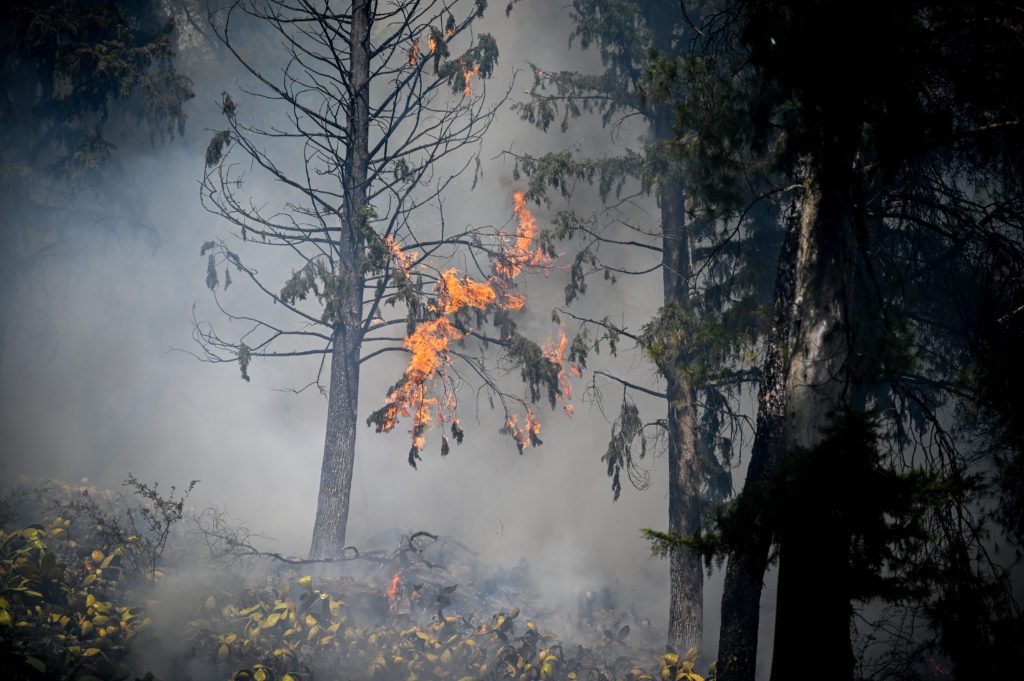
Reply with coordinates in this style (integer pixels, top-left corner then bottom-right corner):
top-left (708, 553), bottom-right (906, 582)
top-left (86, 594), bottom-right (96, 608)
top-left (218, 644), bottom-right (229, 659)
top-left (299, 575), bottom-right (313, 589)
top-left (83, 648), bottom-right (102, 657)
top-left (90, 550), bottom-right (104, 563)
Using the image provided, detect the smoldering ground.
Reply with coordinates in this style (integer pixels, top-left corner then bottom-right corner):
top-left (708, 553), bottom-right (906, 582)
top-left (0, 0), bottom-right (760, 670)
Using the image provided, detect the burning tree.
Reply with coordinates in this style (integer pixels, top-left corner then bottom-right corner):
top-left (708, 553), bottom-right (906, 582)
top-left (196, 0), bottom-right (568, 560)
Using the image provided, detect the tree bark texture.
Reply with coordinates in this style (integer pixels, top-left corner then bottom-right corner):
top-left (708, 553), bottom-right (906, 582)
top-left (769, 168), bottom-right (857, 681)
top-left (656, 105), bottom-right (703, 655)
top-left (715, 214), bottom-right (799, 681)
top-left (308, 0), bottom-right (371, 560)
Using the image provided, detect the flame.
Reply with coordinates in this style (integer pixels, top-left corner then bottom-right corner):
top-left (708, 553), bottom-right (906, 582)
top-left (407, 39), bottom-right (421, 66)
top-left (437, 268), bottom-right (496, 314)
top-left (428, 35), bottom-right (438, 54)
top-left (544, 327), bottom-right (577, 417)
top-left (385, 235), bottom-right (415, 274)
top-left (462, 62), bottom-right (480, 96)
top-left (496, 191), bottom-right (551, 279)
top-left (386, 572), bottom-right (403, 612)
top-left (379, 191), bottom-right (562, 458)
top-left (505, 409), bottom-right (542, 453)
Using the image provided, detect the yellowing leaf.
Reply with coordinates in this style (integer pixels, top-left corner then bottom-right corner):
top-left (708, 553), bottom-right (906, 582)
top-left (298, 575), bottom-right (313, 589)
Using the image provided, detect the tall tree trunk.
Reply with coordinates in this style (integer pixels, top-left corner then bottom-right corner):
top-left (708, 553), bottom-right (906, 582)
top-left (309, 331), bottom-right (361, 559)
top-left (656, 106), bottom-right (703, 654)
top-left (308, 0), bottom-right (371, 560)
top-left (715, 213), bottom-right (799, 681)
top-left (769, 167), bottom-right (857, 681)
top-left (665, 373), bottom-right (703, 653)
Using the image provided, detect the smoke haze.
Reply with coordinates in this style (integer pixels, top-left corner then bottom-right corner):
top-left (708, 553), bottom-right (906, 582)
top-left (0, 1), bottom-right (757, 662)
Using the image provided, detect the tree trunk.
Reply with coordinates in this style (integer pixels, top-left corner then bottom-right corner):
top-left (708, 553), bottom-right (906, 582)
top-left (656, 105), bottom-right (703, 654)
top-left (715, 214), bottom-right (799, 681)
top-left (309, 329), bottom-right (362, 559)
top-left (666, 374), bottom-right (703, 653)
top-left (308, 0), bottom-right (371, 560)
top-left (769, 167), bottom-right (857, 681)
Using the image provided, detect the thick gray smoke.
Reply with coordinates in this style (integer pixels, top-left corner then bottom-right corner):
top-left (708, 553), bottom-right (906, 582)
top-left (0, 1), bottom-right (752, 661)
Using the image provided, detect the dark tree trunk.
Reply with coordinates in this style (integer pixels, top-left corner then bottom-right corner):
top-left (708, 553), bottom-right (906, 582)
top-left (769, 167), bottom-right (857, 681)
top-left (666, 373), bottom-right (703, 653)
top-left (308, 0), bottom-right (371, 560)
top-left (715, 214), bottom-right (799, 681)
top-left (656, 105), bottom-right (703, 654)
top-left (309, 327), bottom-right (362, 559)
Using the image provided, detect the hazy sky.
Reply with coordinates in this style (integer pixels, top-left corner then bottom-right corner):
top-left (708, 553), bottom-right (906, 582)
top-left (0, 1), bottom-right (772, 661)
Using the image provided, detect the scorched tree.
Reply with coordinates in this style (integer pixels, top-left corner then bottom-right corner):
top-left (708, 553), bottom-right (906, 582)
top-left (197, 0), bottom-right (565, 560)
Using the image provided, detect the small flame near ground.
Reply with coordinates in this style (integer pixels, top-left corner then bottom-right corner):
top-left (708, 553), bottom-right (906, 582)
top-left (386, 572), bottom-right (403, 612)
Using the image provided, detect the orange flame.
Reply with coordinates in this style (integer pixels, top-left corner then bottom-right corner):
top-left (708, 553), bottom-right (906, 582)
top-left (505, 409), bottom-right (542, 453)
top-left (379, 192), bottom-right (561, 459)
top-left (428, 36), bottom-right (438, 54)
top-left (496, 192), bottom-right (551, 279)
top-left (544, 327), bottom-right (577, 416)
top-left (462, 63), bottom-right (480, 96)
top-left (386, 572), bottom-right (403, 612)
top-left (437, 268), bottom-right (495, 314)
top-left (385, 235), bottom-right (415, 273)
top-left (407, 39), bottom-right (421, 66)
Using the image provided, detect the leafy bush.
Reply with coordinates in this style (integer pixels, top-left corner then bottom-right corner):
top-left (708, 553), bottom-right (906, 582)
top-left (0, 480), bottom-right (716, 681)
top-left (0, 518), bottom-right (153, 680)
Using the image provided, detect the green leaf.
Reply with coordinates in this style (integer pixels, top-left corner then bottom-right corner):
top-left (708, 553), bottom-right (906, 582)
top-left (24, 656), bottom-right (45, 674)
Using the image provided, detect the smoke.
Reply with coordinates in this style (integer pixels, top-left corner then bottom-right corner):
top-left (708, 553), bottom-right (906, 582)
top-left (0, 0), bottom-right (737, 663)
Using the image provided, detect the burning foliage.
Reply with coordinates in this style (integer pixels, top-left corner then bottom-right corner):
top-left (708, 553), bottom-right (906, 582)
top-left (368, 194), bottom-right (577, 466)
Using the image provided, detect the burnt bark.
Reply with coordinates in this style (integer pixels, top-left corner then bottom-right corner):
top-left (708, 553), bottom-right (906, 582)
top-left (715, 213), bottom-right (799, 681)
top-left (308, 0), bottom-right (371, 560)
top-left (656, 105), bottom-right (703, 654)
top-left (769, 167), bottom-right (857, 681)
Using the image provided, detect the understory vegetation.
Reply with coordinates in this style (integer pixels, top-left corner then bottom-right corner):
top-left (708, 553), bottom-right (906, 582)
top-left (0, 479), bottom-right (711, 681)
